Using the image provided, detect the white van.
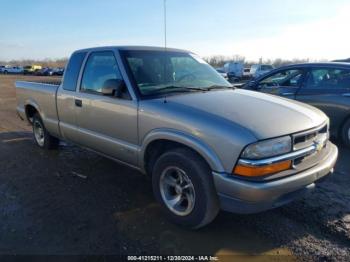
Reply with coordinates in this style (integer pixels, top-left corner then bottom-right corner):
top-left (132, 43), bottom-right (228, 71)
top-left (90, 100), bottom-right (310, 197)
top-left (223, 62), bottom-right (244, 81)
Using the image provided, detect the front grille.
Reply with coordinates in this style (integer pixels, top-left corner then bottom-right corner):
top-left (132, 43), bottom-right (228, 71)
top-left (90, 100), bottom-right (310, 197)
top-left (293, 123), bottom-right (328, 151)
top-left (292, 123), bottom-right (329, 169)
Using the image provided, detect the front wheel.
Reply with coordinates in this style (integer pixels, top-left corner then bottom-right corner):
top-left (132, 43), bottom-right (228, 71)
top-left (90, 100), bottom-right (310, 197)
top-left (152, 148), bottom-right (219, 229)
top-left (32, 113), bottom-right (59, 150)
top-left (341, 118), bottom-right (350, 148)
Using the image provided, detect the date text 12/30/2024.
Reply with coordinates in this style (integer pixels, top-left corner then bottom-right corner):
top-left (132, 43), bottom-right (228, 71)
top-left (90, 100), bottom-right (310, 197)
top-left (127, 255), bottom-right (219, 261)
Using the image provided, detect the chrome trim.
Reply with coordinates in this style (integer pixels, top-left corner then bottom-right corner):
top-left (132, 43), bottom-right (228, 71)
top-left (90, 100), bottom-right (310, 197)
top-left (238, 145), bottom-right (317, 167)
top-left (292, 122), bottom-right (327, 138)
top-left (292, 122), bottom-right (328, 151)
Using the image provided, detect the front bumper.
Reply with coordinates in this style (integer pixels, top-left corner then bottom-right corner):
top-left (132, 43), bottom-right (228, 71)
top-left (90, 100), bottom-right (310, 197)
top-left (213, 142), bottom-right (338, 214)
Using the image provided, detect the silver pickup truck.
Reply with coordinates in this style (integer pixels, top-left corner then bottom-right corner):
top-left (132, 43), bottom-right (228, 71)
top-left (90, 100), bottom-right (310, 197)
top-left (16, 46), bottom-right (338, 228)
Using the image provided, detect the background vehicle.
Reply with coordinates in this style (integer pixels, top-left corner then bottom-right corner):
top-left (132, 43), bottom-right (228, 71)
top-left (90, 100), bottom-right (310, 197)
top-left (15, 46), bottom-right (337, 228)
top-left (2, 66), bottom-right (24, 74)
top-left (242, 67), bottom-right (251, 79)
top-left (0, 65), bottom-right (5, 73)
top-left (223, 61), bottom-right (244, 82)
top-left (24, 65), bottom-right (42, 75)
top-left (52, 67), bottom-right (64, 76)
top-left (243, 63), bottom-right (350, 147)
top-left (215, 68), bottom-right (228, 79)
top-left (36, 67), bottom-right (54, 76)
top-left (250, 64), bottom-right (274, 78)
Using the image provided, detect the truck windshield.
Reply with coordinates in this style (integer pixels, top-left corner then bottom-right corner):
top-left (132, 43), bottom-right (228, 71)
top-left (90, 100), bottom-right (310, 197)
top-left (121, 50), bottom-right (232, 96)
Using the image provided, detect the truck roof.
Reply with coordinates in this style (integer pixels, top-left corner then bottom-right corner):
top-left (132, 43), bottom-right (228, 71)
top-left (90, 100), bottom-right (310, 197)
top-left (74, 46), bottom-right (191, 54)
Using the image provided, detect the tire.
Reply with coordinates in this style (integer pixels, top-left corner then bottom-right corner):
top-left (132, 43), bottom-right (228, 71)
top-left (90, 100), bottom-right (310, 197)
top-left (32, 113), bottom-right (59, 150)
top-left (341, 118), bottom-right (350, 148)
top-left (152, 147), bottom-right (220, 229)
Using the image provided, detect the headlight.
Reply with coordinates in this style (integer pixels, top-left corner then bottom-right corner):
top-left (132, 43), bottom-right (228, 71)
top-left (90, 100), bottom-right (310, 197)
top-left (233, 136), bottom-right (292, 177)
top-left (241, 136), bottom-right (292, 160)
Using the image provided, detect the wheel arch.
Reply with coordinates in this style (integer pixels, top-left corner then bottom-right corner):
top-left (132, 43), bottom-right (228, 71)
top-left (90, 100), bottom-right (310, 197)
top-left (140, 129), bottom-right (225, 175)
top-left (24, 100), bottom-right (41, 124)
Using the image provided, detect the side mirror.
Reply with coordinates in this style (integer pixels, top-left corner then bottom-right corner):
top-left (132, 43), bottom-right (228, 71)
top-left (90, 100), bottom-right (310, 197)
top-left (246, 80), bottom-right (258, 90)
top-left (101, 79), bottom-right (125, 97)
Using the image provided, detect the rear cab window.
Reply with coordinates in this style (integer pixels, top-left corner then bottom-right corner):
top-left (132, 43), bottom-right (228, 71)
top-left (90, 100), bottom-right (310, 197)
top-left (62, 52), bottom-right (87, 91)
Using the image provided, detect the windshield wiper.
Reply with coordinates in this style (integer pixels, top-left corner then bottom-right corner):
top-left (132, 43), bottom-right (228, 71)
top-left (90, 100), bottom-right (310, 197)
top-left (204, 85), bottom-right (234, 91)
top-left (152, 85), bottom-right (233, 95)
top-left (154, 85), bottom-right (206, 93)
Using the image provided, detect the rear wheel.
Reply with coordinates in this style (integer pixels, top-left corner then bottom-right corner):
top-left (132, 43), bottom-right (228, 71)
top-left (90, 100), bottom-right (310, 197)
top-left (341, 118), bottom-right (350, 148)
top-left (32, 113), bottom-right (59, 150)
top-left (152, 148), bottom-right (219, 229)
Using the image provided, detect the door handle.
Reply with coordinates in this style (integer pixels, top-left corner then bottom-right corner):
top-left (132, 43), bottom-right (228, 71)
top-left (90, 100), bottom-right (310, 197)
top-left (342, 93), bottom-right (350, 97)
top-left (75, 99), bottom-right (82, 107)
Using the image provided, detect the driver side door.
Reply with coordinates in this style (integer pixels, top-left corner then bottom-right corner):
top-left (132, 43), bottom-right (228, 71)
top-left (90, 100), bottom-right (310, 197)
top-left (256, 68), bottom-right (306, 99)
top-left (74, 50), bottom-right (139, 166)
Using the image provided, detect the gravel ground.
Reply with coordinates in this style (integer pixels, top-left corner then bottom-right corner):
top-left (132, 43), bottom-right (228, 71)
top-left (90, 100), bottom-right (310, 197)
top-left (0, 75), bottom-right (349, 261)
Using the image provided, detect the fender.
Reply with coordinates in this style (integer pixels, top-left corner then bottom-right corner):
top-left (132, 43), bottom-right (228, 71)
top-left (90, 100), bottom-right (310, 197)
top-left (139, 128), bottom-right (225, 173)
top-left (24, 99), bottom-right (42, 120)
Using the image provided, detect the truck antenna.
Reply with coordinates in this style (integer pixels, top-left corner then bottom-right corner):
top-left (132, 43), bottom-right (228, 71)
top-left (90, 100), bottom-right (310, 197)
top-left (163, 0), bottom-right (167, 50)
top-left (162, 0), bottom-right (168, 104)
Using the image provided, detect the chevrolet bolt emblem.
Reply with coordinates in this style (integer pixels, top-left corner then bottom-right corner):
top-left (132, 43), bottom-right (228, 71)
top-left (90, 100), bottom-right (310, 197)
top-left (314, 139), bottom-right (323, 152)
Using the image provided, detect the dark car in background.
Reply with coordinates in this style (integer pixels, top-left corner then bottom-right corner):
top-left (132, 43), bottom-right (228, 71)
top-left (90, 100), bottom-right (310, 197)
top-left (36, 67), bottom-right (54, 76)
top-left (243, 63), bottom-right (350, 147)
top-left (52, 67), bottom-right (64, 76)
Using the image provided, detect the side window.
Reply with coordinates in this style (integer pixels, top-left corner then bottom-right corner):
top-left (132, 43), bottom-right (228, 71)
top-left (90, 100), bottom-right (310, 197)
top-left (259, 69), bottom-right (303, 88)
top-left (62, 52), bottom-right (86, 91)
top-left (305, 68), bottom-right (350, 89)
top-left (81, 51), bottom-right (123, 94)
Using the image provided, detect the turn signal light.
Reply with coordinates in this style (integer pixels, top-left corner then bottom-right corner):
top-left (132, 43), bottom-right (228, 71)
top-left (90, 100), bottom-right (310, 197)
top-left (233, 160), bottom-right (292, 177)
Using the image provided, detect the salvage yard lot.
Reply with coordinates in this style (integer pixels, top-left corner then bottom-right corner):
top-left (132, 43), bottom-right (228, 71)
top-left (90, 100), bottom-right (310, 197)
top-left (0, 75), bottom-right (349, 260)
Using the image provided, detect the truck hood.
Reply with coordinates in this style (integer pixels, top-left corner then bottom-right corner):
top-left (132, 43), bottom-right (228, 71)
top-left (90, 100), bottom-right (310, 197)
top-left (163, 89), bottom-right (327, 139)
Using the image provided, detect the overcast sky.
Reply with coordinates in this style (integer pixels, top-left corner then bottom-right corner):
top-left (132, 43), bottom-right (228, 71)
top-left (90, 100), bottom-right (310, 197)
top-left (1, 0), bottom-right (349, 61)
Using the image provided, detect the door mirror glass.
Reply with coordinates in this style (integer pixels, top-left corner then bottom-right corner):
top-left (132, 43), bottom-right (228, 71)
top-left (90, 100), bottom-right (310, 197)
top-left (245, 80), bottom-right (257, 89)
top-left (101, 79), bottom-right (125, 96)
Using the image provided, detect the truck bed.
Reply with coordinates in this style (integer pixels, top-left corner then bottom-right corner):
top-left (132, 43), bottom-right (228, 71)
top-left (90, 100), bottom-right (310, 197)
top-left (16, 80), bottom-right (61, 137)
